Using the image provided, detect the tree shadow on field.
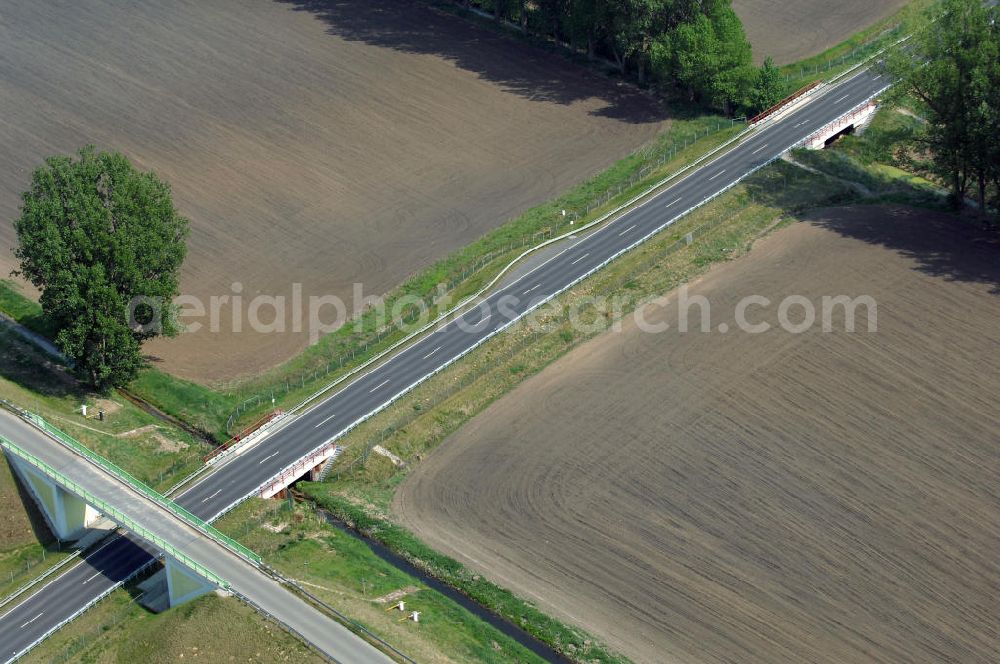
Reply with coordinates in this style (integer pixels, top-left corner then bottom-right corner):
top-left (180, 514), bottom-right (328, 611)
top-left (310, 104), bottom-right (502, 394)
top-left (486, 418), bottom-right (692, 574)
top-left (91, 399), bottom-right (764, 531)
top-left (0, 327), bottom-right (83, 400)
top-left (743, 161), bottom-right (1000, 294)
top-left (806, 205), bottom-right (1000, 294)
top-left (274, 0), bottom-right (669, 123)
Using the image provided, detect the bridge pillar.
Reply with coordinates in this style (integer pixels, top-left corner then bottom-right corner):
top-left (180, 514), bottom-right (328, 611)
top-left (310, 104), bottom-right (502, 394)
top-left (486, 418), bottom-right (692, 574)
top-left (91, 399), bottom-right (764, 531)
top-left (165, 556), bottom-right (217, 607)
top-left (7, 455), bottom-right (101, 540)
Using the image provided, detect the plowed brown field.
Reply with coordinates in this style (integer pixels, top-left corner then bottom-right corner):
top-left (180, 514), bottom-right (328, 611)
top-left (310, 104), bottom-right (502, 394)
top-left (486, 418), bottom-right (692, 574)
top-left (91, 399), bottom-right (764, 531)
top-left (394, 206), bottom-right (1000, 664)
top-left (0, 0), bottom-right (665, 382)
top-left (733, 0), bottom-right (909, 64)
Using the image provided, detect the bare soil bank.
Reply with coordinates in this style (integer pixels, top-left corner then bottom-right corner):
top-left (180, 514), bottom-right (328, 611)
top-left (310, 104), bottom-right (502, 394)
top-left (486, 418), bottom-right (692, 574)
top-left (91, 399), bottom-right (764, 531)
top-left (394, 205), bottom-right (1000, 664)
top-left (0, 0), bottom-right (665, 382)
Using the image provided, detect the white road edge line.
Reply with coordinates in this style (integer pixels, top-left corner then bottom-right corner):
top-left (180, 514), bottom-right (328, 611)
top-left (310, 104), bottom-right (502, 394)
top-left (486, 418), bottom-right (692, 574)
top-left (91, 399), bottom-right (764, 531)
top-left (369, 379), bottom-right (389, 393)
top-left (313, 412), bottom-right (337, 428)
top-left (708, 170), bottom-right (725, 181)
top-left (570, 252), bottom-right (589, 265)
top-left (422, 345), bottom-right (442, 359)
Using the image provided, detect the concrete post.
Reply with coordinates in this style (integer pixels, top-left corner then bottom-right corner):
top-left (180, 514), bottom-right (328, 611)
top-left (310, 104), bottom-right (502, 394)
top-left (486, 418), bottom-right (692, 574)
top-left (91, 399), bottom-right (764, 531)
top-left (7, 456), bottom-right (100, 540)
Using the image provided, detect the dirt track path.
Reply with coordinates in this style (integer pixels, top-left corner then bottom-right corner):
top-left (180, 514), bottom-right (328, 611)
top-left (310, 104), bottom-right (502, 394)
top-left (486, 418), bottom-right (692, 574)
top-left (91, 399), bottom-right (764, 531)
top-left (395, 206), bottom-right (1000, 664)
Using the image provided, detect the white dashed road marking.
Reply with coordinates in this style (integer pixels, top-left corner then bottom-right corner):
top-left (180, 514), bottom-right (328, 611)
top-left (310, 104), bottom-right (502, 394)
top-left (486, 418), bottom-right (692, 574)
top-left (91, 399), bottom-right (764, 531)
top-left (314, 412), bottom-right (337, 428)
top-left (19, 613), bottom-right (43, 629)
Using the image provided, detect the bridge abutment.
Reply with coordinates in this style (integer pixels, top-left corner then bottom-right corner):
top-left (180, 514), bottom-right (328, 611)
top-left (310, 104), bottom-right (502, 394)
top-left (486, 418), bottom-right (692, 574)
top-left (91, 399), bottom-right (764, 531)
top-left (7, 454), bottom-right (101, 540)
top-left (804, 101), bottom-right (878, 149)
top-left (165, 555), bottom-right (218, 606)
top-left (7, 450), bottom-right (220, 611)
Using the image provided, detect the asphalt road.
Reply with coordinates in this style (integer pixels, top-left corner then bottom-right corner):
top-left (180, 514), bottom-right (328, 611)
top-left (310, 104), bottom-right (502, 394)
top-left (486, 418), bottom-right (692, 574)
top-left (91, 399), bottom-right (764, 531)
top-left (0, 67), bottom-right (890, 661)
top-left (0, 411), bottom-right (392, 664)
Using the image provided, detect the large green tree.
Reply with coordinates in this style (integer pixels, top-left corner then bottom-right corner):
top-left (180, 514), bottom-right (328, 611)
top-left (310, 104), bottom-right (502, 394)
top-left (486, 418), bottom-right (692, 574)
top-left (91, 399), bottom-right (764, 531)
top-left (476, 0), bottom-right (783, 115)
top-left (649, 0), bottom-right (767, 114)
top-left (884, 0), bottom-right (1000, 211)
top-left (13, 146), bottom-right (189, 389)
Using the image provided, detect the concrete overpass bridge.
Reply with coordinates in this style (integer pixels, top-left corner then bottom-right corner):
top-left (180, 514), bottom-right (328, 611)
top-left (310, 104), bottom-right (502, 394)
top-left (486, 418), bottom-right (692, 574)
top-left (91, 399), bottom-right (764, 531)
top-left (0, 407), bottom-right (393, 663)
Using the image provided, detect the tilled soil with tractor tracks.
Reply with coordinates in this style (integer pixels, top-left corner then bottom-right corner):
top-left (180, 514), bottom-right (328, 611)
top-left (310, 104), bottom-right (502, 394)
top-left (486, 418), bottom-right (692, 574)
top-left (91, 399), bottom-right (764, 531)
top-left (395, 205), bottom-right (1000, 664)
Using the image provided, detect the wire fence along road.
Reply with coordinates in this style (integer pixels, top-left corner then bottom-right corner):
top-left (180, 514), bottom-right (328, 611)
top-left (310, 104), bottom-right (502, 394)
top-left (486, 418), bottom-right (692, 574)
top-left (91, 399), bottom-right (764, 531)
top-left (0, 60), bottom-right (894, 662)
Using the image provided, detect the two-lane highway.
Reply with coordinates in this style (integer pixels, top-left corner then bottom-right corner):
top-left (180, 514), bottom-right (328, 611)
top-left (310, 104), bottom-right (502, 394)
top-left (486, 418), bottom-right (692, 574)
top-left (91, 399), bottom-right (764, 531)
top-left (0, 67), bottom-right (890, 661)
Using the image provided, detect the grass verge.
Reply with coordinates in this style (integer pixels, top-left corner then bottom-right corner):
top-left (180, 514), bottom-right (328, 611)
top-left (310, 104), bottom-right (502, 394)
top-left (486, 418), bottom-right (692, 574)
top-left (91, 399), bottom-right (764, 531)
top-left (21, 589), bottom-right (324, 664)
top-left (777, 0), bottom-right (933, 93)
top-left (215, 497), bottom-right (552, 663)
top-left (0, 327), bottom-right (210, 490)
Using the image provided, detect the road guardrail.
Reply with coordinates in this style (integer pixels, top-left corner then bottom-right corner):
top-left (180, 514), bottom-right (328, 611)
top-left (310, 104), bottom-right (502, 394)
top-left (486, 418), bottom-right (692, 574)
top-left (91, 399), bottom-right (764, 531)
top-left (0, 401), bottom-right (261, 567)
top-left (0, 435), bottom-right (227, 589)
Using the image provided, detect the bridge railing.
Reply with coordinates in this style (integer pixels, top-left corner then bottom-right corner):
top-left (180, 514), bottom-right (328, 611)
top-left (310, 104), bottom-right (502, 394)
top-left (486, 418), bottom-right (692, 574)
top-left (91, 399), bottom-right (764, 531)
top-left (8, 406), bottom-right (261, 567)
top-left (0, 434), bottom-right (227, 589)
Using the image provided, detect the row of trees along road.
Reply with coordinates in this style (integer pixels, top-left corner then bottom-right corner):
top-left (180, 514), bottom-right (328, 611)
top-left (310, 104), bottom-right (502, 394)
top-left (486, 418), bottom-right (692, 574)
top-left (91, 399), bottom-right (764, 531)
top-left (884, 0), bottom-right (1000, 214)
top-left (465, 0), bottom-right (786, 115)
